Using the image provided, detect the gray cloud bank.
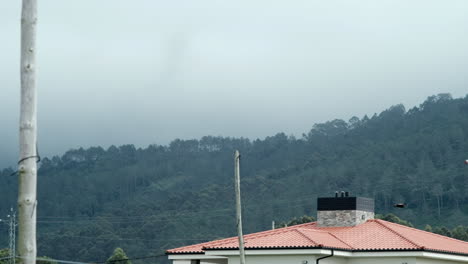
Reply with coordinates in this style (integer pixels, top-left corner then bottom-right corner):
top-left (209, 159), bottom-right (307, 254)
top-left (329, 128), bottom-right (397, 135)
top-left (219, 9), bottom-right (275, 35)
top-left (1, 0), bottom-right (468, 168)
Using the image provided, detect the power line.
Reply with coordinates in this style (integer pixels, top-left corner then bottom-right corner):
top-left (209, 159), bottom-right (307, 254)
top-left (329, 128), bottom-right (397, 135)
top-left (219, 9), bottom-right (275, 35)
top-left (35, 193), bottom-right (319, 222)
top-left (94, 253), bottom-right (166, 264)
top-left (32, 200), bottom-right (315, 245)
top-left (38, 233), bottom-right (218, 242)
top-left (32, 199), bottom-right (315, 239)
top-left (15, 253), bottom-right (168, 264)
top-left (0, 188), bottom-right (321, 263)
top-left (19, 256), bottom-right (91, 264)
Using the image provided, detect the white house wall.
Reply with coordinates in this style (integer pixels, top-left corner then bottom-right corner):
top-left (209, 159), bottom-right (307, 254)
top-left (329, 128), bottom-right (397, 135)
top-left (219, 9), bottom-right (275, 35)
top-left (225, 256), bottom-right (465, 264)
top-left (350, 257), bottom-right (468, 264)
top-left (416, 258), bottom-right (466, 264)
top-left (170, 251), bottom-right (468, 264)
top-left (172, 260), bottom-right (227, 264)
top-left (212, 255), bottom-right (466, 264)
top-left (172, 261), bottom-right (191, 264)
top-left (348, 257), bottom-right (416, 264)
top-left (227, 255), bottom-right (347, 264)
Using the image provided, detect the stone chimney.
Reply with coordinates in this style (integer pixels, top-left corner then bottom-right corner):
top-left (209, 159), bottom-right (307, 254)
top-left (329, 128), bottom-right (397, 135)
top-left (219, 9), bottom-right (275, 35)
top-left (317, 192), bottom-right (374, 227)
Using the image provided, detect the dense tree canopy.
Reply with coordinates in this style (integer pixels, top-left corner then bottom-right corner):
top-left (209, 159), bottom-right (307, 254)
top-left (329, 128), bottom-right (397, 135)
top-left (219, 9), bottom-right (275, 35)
top-left (376, 213), bottom-right (413, 227)
top-left (275, 215), bottom-right (315, 228)
top-left (0, 94), bottom-right (468, 264)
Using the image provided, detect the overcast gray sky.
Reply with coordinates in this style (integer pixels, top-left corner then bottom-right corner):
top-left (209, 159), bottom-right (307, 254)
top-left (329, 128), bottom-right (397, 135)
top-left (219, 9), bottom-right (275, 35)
top-left (1, 0), bottom-right (468, 168)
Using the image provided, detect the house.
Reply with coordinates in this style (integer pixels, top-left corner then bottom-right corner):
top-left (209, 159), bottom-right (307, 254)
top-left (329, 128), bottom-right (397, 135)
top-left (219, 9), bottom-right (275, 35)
top-left (166, 193), bottom-right (468, 264)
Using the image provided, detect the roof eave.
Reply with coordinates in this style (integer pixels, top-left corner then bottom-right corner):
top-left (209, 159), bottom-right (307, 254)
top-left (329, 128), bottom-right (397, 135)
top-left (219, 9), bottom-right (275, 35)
top-left (200, 246), bottom-right (468, 258)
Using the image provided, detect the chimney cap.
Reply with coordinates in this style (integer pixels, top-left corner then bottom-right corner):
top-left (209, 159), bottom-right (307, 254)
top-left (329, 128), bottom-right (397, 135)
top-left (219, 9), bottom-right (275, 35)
top-left (317, 196), bottom-right (374, 212)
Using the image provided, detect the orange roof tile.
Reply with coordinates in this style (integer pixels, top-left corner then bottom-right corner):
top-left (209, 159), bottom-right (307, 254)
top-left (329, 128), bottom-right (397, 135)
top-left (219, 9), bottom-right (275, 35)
top-left (166, 219), bottom-right (468, 256)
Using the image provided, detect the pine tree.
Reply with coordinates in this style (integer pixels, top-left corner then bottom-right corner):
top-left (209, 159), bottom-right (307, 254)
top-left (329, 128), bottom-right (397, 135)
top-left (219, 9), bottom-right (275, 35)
top-left (106, 248), bottom-right (132, 264)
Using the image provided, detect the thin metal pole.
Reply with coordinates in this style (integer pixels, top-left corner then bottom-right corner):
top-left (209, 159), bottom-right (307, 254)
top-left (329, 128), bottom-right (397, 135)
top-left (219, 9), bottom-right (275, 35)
top-left (9, 210), bottom-right (14, 264)
top-left (234, 150), bottom-right (246, 264)
top-left (12, 210), bottom-right (16, 264)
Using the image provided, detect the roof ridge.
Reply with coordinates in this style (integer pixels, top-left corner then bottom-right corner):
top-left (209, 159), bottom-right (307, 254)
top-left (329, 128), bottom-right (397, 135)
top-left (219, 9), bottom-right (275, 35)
top-left (373, 219), bottom-right (421, 248)
top-left (203, 237), bottom-right (239, 248)
top-left (248, 225), bottom-right (306, 238)
top-left (294, 229), bottom-right (320, 246)
top-left (281, 221), bottom-right (317, 229)
top-left (379, 219), bottom-right (468, 245)
top-left (296, 228), bottom-right (330, 233)
top-left (167, 239), bottom-right (221, 253)
top-left (296, 228), bottom-right (354, 249)
top-left (326, 231), bottom-right (354, 249)
top-left (204, 225), bottom-right (311, 249)
top-left (244, 222), bottom-right (317, 239)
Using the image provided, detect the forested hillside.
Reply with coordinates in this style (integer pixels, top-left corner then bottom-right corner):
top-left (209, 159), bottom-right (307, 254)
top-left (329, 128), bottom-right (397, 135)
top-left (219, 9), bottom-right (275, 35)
top-left (1, 93), bottom-right (468, 263)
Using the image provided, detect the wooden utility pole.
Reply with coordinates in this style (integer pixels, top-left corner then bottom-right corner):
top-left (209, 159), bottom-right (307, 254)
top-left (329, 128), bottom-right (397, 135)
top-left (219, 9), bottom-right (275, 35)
top-left (234, 150), bottom-right (246, 264)
top-left (18, 1), bottom-right (38, 264)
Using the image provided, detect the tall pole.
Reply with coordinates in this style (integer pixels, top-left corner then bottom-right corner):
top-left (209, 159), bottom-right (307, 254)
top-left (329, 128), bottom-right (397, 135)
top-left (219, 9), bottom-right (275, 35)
top-left (234, 150), bottom-right (246, 264)
top-left (18, 1), bottom-right (38, 264)
top-left (8, 208), bottom-right (16, 264)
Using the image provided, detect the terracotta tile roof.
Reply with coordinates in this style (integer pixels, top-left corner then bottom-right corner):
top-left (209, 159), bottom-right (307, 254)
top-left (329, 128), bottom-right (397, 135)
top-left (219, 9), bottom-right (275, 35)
top-left (166, 219), bottom-right (468, 255)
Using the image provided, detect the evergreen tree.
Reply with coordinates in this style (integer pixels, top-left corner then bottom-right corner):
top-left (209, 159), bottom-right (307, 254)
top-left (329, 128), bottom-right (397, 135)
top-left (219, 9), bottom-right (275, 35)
top-left (106, 248), bottom-right (132, 264)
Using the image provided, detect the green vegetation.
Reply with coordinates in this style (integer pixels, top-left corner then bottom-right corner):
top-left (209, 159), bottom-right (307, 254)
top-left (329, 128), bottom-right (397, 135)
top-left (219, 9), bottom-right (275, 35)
top-left (36, 256), bottom-right (58, 264)
top-left (0, 249), bottom-right (11, 264)
top-left (376, 213), bottom-right (413, 227)
top-left (106, 248), bottom-right (132, 264)
top-left (0, 94), bottom-right (468, 264)
top-left (378, 213), bottom-right (468, 241)
top-left (0, 249), bottom-right (55, 264)
top-left (275, 215), bottom-right (315, 228)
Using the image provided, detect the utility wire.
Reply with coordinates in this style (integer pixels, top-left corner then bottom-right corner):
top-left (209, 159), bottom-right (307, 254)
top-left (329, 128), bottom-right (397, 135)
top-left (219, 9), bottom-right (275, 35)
top-left (14, 253), bottom-right (168, 264)
top-left (32, 201), bottom-right (312, 243)
top-left (17, 256), bottom-right (91, 264)
top-left (94, 253), bottom-right (166, 264)
top-left (38, 234), bottom-right (218, 242)
top-left (36, 193), bottom-right (318, 222)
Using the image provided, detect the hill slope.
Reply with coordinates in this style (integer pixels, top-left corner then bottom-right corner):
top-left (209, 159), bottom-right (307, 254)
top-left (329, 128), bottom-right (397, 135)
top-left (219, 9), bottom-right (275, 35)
top-left (1, 93), bottom-right (468, 263)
